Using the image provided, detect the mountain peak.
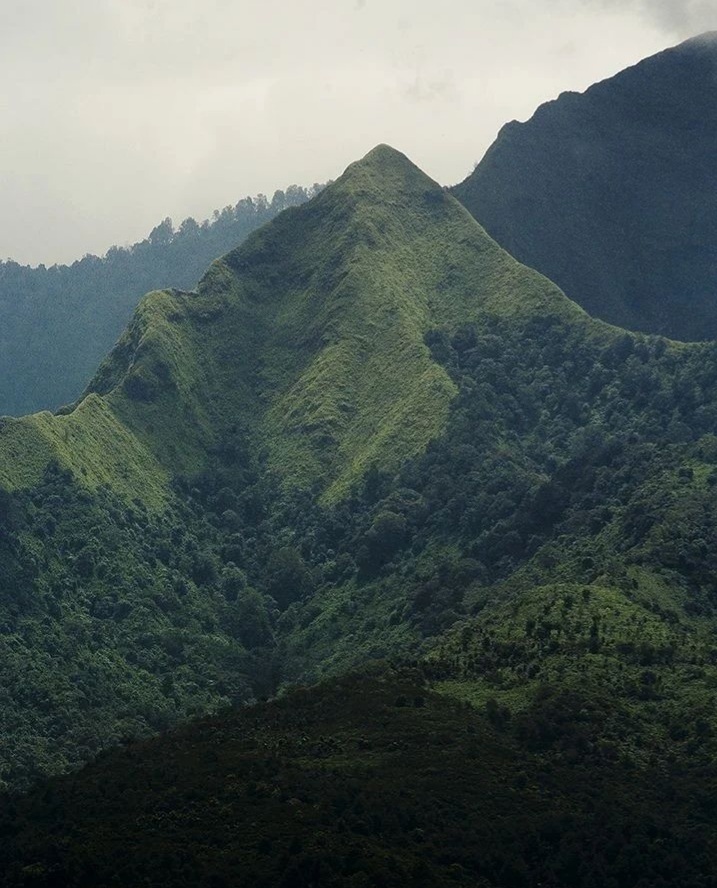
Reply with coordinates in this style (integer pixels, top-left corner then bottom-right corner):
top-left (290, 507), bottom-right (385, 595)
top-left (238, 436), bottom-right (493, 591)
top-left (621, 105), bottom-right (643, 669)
top-left (334, 143), bottom-right (442, 205)
top-left (73, 144), bottom-right (582, 505)
top-left (453, 32), bottom-right (717, 341)
top-left (360, 143), bottom-right (410, 164)
top-left (1, 141), bottom-right (586, 508)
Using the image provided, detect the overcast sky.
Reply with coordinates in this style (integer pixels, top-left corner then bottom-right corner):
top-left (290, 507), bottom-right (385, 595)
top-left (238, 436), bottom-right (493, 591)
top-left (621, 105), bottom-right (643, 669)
top-left (0, 0), bottom-right (711, 266)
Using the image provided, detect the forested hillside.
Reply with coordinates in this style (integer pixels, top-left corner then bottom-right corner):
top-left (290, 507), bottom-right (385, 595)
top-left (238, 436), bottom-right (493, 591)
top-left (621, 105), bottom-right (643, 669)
top-left (453, 32), bottom-right (717, 341)
top-left (3, 145), bottom-right (717, 885)
top-left (0, 184), bottom-right (319, 417)
top-left (4, 667), bottom-right (716, 888)
top-left (1, 144), bottom-right (585, 788)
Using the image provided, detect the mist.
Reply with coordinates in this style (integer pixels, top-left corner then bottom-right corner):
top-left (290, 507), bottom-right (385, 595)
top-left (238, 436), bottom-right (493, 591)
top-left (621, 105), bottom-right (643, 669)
top-left (0, 0), bottom-right (697, 265)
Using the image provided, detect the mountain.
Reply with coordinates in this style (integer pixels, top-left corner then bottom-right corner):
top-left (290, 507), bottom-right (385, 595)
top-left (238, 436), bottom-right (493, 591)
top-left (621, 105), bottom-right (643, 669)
top-left (453, 33), bottom-right (717, 341)
top-left (3, 145), bottom-right (586, 506)
top-left (3, 667), bottom-right (715, 888)
top-left (0, 185), bottom-right (317, 417)
top-left (4, 143), bottom-right (717, 884)
top-left (0, 144), bottom-right (587, 789)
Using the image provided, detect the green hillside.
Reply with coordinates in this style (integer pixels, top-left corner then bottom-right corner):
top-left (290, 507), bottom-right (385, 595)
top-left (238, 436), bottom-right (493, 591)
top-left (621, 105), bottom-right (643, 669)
top-left (3, 667), bottom-right (715, 888)
top-left (4, 143), bottom-right (717, 884)
top-left (0, 144), bottom-right (597, 789)
top-left (2, 145), bottom-right (589, 504)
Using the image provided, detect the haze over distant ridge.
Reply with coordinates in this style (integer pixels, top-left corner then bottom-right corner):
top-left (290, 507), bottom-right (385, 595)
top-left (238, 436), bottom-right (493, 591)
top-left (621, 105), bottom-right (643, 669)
top-left (454, 31), bottom-right (717, 341)
top-left (0, 0), bottom-right (692, 266)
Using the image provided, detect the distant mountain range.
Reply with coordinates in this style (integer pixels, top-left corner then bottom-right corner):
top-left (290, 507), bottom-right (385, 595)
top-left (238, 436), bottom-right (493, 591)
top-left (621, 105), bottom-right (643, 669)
top-left (0, 185), bottom-right (319, 416)
top-left (455, 32), bottom-right (717, 341)
top-left (2, 35), bottom-right (717, 888)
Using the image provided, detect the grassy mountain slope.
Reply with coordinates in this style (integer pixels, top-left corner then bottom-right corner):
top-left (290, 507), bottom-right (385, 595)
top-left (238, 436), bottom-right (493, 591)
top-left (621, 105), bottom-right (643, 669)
top-left (275, 311), bottom-right (717, 685)
top-left (2, 145), bottom-right (590, 504)
top-left (214, 144), bottom-right (592, 498)
top-left (0, 145), bottom-right (601, 789)
top-left (453, 32), bottom-right (717, 341)
top-left (0, 396), bottom-right (168, 506)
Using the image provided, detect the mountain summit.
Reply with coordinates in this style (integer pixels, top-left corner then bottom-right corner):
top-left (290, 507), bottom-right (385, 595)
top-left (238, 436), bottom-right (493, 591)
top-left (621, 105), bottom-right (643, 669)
top-left (0, 144), bottom-right (583, 505)
top-left (0, 144), bottom-right (598, 788)
top-left (453, 33), bottom-right (717, 341)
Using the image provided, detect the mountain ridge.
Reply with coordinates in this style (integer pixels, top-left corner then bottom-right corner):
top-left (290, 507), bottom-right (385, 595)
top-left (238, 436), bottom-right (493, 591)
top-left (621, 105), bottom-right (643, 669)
top-left (453, 32), bottom-right (717, 341)
top-left (1, 144), bottom-right (599, 506)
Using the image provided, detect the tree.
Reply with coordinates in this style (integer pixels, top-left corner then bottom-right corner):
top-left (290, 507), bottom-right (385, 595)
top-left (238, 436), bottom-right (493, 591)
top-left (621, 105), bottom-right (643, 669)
top-left (148, 217), bottom-right (174, 247)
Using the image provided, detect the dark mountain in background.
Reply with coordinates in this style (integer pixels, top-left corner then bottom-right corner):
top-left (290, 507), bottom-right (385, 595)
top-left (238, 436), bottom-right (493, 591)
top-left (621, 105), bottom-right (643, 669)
top-left (4, 145), bottom-right (717, 885)
top-left (0, 184), bottom-right (320, 417)
top-left (453, 33), bottom-right (717, 341)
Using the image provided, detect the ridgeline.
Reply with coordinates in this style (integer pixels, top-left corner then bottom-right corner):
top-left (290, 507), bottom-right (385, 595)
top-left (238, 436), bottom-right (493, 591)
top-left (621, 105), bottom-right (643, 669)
top-left (454, 33), bottom-right (717, 341)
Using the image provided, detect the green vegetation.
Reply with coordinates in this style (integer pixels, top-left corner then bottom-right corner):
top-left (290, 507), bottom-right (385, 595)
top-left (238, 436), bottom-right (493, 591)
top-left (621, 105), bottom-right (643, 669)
top-left (0, 396), bottom-right (167, 505)
top-left (453, 33), bottom-right (717, 341)
top-left (0, 183), bottom-right (320, 416)
top-left (6, 145), bottom-right (590, 506)
top-left (0, 465), bottom-right (277, 789)
top-left (3, 143), bottom-right (717, 883)
top-left (2, 668), bottom-right (716, 887)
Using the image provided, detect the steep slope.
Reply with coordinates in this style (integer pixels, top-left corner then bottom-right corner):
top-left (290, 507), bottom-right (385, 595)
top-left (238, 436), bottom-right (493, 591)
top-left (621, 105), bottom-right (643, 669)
top-left (0, 185), bottom-right (315, 417)
top-left (453, 32), bottom-right (717, 341)
top-left (2, 145), bottom-right (589, 505)
top-left (0, 145), bottom-right (599, 789)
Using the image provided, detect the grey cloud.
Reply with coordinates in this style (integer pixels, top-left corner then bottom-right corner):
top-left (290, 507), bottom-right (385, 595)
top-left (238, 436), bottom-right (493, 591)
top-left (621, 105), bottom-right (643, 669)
top-left (403, 71), bottom-right (459, 103)
top-left (579, 0), bottom-right (716, 36)
top-left (639, 0), bottom-right (715, 34)
top-left (649, 1), bottom-right (715, 33)
top-left (0, 0), bottom-right (673, 265)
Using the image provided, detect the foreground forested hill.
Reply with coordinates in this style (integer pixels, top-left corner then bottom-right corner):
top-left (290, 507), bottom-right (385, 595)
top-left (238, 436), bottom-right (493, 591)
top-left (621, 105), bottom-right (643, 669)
top-left (3, 145), bottom-right (717, 885)
top-left (4, 666), bottom-right (716, 888)
top-left (0, 184), bottom-right (319, 417)
top-left (453, 32), bottom-right (717, 341)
